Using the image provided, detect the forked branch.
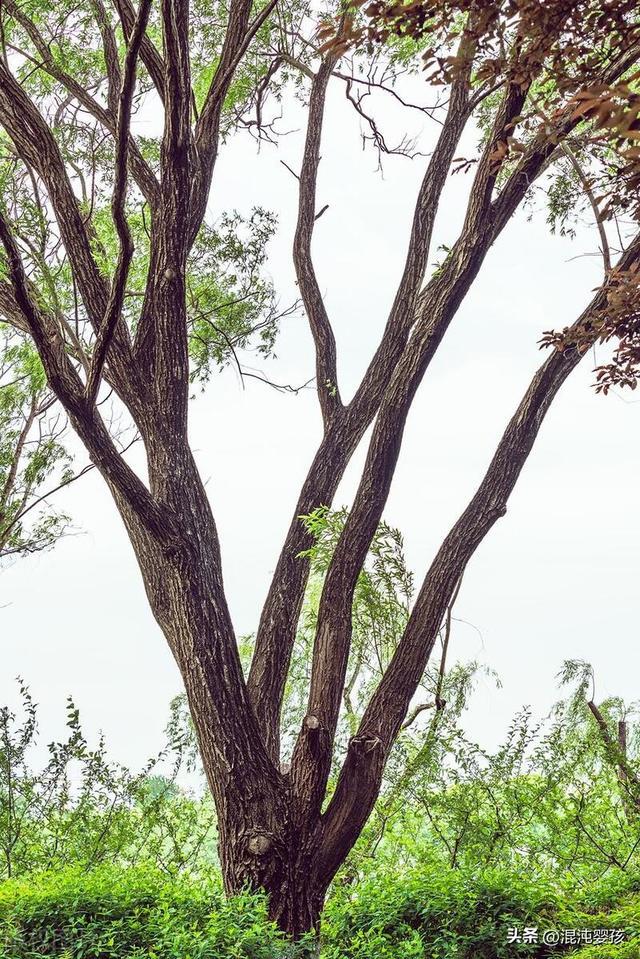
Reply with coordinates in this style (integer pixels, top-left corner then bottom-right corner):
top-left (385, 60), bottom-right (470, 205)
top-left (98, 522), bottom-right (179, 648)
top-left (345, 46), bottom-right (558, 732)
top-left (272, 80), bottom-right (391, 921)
top-left (114, 0), bottom-right (167, 102)
top-left (0, 210), bottom-right (170, 541)
top-left (191, 0), bottom-right (280, 240)
top-left (248, 32), bottom-right (475, 759)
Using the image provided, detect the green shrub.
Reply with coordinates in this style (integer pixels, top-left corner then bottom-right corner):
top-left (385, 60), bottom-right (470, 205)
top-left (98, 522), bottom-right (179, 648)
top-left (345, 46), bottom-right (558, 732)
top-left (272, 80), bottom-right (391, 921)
top-left (322, 866), bottom-right (640, 959)
top-left (0, 865), bottom-right (293, 958)
top-left (1, 863), bottom-right (639, 958)
top-left (562, 890), bottom-right (640, 959)
top-left (323, 867), bottom-right (562, 958)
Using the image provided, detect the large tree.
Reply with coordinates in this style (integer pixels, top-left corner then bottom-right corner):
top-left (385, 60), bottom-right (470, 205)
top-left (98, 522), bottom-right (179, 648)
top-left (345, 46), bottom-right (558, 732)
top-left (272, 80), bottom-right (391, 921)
top-left (0, 0), bottom-right (639, 939)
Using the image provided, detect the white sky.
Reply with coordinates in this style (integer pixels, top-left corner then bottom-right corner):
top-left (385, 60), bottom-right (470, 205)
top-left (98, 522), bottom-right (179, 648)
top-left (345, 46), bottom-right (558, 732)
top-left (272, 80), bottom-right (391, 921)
top-left (1, 75), bottom-right (639, 772)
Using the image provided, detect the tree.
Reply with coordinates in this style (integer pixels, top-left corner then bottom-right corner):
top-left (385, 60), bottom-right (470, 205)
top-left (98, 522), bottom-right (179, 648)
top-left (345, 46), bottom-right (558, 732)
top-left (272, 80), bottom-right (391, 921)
top-left (0, 0), bottom-right (638, 939)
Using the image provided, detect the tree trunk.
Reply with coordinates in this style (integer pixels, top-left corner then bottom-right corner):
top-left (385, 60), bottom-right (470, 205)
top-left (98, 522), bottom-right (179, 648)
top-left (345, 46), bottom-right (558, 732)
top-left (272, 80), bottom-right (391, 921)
top-left (108, 438), bottom-right (328, 939)
top-left (265, 885), bottom-right (324, 943)
top-left (218, 788), bottom-right (326, 940)
top-left (242, 837), bottom-right (325, 940)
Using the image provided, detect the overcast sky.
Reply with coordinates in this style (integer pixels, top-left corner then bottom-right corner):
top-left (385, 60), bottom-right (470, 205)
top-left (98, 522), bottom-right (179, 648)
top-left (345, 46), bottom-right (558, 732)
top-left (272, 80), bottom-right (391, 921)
top-left (1, 76), bottom-right (639, 774)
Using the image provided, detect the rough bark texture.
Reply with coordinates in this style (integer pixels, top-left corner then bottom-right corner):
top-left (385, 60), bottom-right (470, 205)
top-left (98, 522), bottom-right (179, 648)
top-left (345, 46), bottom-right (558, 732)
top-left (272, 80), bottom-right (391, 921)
top-left (0, 0), bottom-right (638, 939)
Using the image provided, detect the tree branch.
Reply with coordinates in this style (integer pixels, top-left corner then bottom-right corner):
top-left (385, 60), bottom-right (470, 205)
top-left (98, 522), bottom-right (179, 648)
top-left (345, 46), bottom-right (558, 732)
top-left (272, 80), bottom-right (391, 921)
top-left (190, 0), bottom-right (279, 240)
top-left (90, 0), bottom-right (124, 117)
top-left (491, 39), bottom-right (640, 239)
top-left (86, 0), bottom-right (153, 405)
top-left (248, 34), bottom-right (475, 761)
top-left (0, 210), bottom-right (171, 542)
top-left (4, 0), bottom-right (159, 205)
top-left (114, 0), bottom-right (167, 102)
top-left (293, 56), bottom-right (342, 427)
top-left (0, 282), bottom-right (29, 334)
top-left (0, 394), bottom-right (38, 521)
top-left (587, 701), bottom-right (640, 799)
top-left (0, 59), bottom-right (110, 332)
top-left (560, 142), bottom-right (612, 275)
top-left (133, 0), bottom-right (193, 418)
top-left (317, 236), bottom-right (640, 885)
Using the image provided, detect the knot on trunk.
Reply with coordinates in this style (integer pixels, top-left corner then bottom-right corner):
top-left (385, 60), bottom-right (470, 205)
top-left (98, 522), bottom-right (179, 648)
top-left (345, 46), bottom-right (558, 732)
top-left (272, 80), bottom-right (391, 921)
top-left (247, 833), bottom-right (273, 857)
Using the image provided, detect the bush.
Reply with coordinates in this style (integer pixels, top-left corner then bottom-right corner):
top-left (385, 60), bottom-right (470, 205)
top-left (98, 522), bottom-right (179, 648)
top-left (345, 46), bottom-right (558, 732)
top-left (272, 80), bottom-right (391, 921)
top-left (0, 865), bottom-right (293, 958)
top-left (322, 866), bottom-right (640, 959)
top-left (1, 863), bottom-right (639, 958)
top-left (323, 867), bottom-right (559, 958)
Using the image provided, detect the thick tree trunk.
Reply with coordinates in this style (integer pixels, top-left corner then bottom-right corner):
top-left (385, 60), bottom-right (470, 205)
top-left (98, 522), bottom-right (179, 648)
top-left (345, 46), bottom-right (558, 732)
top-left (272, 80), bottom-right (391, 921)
top-left (108, 439), bottom-right (327, 938)
top-left (217, 785), bottom-right (326, 940)
top-left (240, 836), bottom-right (325, 940)
top-left (264, 883), bottom-right (324, 943)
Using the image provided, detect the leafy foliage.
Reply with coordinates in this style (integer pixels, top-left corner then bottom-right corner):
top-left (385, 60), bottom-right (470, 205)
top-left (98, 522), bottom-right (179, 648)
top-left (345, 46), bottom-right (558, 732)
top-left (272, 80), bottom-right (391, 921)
top-left (187, 209), bottom-right (287, 385)
top-left (0, 684), bottom-right (216, 882)
top-left (350, 667), bottom-right (640, 885)
top-left (0, 866), bottom-right (294, 959)
top-left (1, 860), bottom-right (639, 958)
top-left (2, 660), bottom-right (640, 954)
top-left (541, 262), bottom-right (640, 393)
